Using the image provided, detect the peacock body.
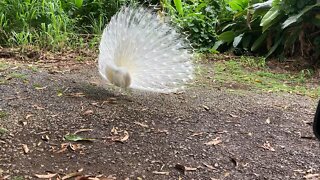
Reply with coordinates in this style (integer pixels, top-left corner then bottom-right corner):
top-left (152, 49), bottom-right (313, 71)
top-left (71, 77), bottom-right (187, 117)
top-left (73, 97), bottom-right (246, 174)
top-left (98, 5), bottom-right (194, 93)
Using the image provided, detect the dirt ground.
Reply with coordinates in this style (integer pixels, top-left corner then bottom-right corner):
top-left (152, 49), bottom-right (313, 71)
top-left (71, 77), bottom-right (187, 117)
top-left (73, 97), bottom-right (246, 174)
top-left (0, 54), bottom-right (320, 180)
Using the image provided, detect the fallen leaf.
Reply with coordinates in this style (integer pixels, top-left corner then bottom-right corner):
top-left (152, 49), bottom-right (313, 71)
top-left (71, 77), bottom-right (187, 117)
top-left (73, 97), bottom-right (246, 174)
top-left (25, 114), bottom-right (33, 120)
top-left (33, 104), bottom-right (45, 110)
top-left (175, 164), bottom-right (197, 174)
top-left (82, 110), bottom-right (93, 116)
top-left (64, 134), bottom-right (95, 142)
top-left (69, 143), bottom-right (82, 151)
top-left (202, 163), bottom-right (216, 170)
top-left (22, 144), bottom-right (29, 154)
top-left (55, 143), bottom-right (69, 153)
top-left (156, 129), bottom-right (169, 134)
top-left (20, 121), bottom-right (27, 126)
top-left (255, 79), bottom-right (262, 83)
top-left (67, 92), bottom-right (85, 97)
top-left (260, 141), bottom-right (275, 151)
top-left (185, 166), bottom-right (197, 171)
top-left (134, 121), bottom-right (149, 128)
top-left (34, 86), bottom-right (47, 90)
top-left (202, 105), bottom-right (210, 111)
top-left (41, 135), bottom-right (50, 141)
top-left (204, 137), bottom-right (222, 146)
top-left (34, 173), bottom-right (57, 179)
top-left (229, 114), bottom-right (239, 118)
top-left (118, 130), bottom-right (129, 142)
top-left (191, 132), bottom-right (204, 137)
top-left (152, 171), bottom-right (169, 175)
top-left (57, 92), bottom-right (63, 97)
top-left (111, 126), bottom-right (118, 135)
top-left (61, 169), bottom-right (83, 180)
top-left (266, 118), bottom-right (271, 124)
top-left (304, 173), bottom-right (319, 179)
top-left (102, 98), bottom-right (117, 105)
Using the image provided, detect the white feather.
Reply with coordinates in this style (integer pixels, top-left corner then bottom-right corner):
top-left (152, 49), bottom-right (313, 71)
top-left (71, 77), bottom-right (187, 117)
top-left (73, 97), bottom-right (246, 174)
top-left (98, 5), bottom-right (194, 93)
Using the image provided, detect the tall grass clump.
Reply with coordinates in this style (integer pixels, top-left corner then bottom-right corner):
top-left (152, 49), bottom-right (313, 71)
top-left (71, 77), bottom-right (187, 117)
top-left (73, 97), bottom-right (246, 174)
top-left (0, 0), bottom-right (130, 51)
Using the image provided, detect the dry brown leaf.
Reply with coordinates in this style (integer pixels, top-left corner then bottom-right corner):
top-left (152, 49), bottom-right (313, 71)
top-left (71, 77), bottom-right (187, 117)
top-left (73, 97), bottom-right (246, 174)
top-left (61, 169), bottom-right (83, 180)
top-left (100, 175), bottom-right (117, 180)
top-left (35, 86), bottom-right (47, 90)
top-left (304, 173), bottom-right (319, 179)
top-left (152, 171), bottom-right (169, 175)
top-left (111, 127), bottom-right (118, 135)
top-left (22, 144), bottom-right (29, 154)
top-left (260, 141), bottom-right (275, 151)
top-left (102, 98), bottom-right (117, 105)
top-left (41, 135), bottom-right (50, 141)
top-left (69, 143), bottom-right (82, 151)
top-left (68, 92), bottom-right (85, 97)
top-left (185, 166), bottom-right (197, 171)
top-left (82, 110), bottom-right (93, 116)
top-left (229, 114), bottom-right (239, 118)
top-left (55, 143), bottom-right (69, 153)
top-left (34, 173), bottom-right (57, 179)
top-left (25, 114), bottom-right (33, 120)
top-left (204, 137), bottom-right (222, 146)
top-left (33, 104), bottom-right (45, 110)
top-left (119, 131), bottom-right (129, 142)
top-left (191, 132), bottom-right (204, 137)
top-left (203, 163), bottom-right (216, 170)
top-left (156, 129), bottom-right (169, 134)
top-left (134, 121), bottom-right (149, 128)
top-left (175, 164), bottom-right (197, 174)
top-left (20, 121), bottom-right (27, 126)
top-left (266, 118), bottom-right (271, 124)
top-left (0, 175), bottom-right (10, 179)
top-left (202, 105), bottom-right (210, 111)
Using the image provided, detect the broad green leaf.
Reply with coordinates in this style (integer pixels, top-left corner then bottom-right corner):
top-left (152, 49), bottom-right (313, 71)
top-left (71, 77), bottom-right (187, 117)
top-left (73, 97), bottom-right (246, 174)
top-left (64, 134), bottom-right (95, 142)
top-left (173, 0), bottom-right (184, 16)
top-left (218, 31), bottom-right (236, 43)
top-left (282, 3), bottom-right (320, 29)
top-left (228, 0), bottom-right (248, 11)
top-left (222, 23), bottom-right (236, 32)
top-left (260, 7), bottom-right (280, 29)
top-left (251, 32), bottom-right (267, 51)
top-left (233, 33), bottom-right (244, 47)
top-left (212, 40), bottom-right (224, 50)
top-left (74, 0), bottom-right (83, 8)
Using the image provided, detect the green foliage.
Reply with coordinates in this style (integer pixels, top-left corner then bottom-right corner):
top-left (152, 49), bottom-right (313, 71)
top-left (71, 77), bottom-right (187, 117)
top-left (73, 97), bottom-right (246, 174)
top-left (214, 0), bottom-right (320, 61)
top-left (0, 0), bottom-right (131, 50)
top-left (161, 0), bottom-right (220, 51)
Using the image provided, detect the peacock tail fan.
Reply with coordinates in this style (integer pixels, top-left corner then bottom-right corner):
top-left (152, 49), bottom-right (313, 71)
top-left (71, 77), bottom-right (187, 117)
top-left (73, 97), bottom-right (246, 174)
top-left (98, 4), bottom-right (194, 93)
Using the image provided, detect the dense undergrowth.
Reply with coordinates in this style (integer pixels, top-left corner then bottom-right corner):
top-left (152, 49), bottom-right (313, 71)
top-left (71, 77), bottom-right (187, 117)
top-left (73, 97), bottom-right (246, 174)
top-left (0, 0), bottom-right (319, 62)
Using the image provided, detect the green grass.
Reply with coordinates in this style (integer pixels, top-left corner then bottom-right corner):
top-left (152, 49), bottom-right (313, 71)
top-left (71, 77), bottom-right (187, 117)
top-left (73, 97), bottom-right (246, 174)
top-left (0, 61), bottom-right (9, 71)
top-left (212, 57), bottom-right (320, 98)
top-left (0, 0), bottom-right (131, 51)
top-left (0, 111), bottom-right (7, 118)
top-left (7, 72), bottom-right (27, 80)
